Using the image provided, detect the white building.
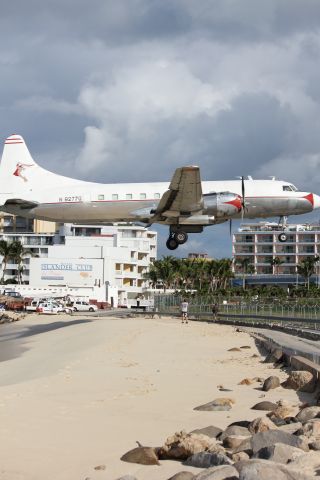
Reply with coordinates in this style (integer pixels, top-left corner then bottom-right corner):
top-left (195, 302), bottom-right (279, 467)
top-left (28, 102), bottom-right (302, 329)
top-left (232, 222), bottom-right (320, 286)
top-left (0, 224), bottom-right (157, 306)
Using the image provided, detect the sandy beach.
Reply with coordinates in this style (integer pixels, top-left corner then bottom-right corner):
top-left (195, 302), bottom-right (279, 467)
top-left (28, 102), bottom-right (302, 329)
top-left (0, 314), bottom-right (302, 480)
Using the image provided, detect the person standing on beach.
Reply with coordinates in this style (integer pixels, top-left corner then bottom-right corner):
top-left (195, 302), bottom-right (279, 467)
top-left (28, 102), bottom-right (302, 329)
top-left (180, 299), bottom-right (189, 324)
top-left (212, 303), bottom-right (218, 321)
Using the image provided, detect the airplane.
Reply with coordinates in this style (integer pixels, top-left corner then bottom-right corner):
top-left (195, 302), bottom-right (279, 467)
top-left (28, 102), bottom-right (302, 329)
top-left (0, 134), bottom-right (320, 250)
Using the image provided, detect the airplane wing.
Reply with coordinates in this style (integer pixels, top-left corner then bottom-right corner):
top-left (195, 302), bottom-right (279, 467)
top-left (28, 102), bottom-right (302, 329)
top-left (154, 166), bottom-right (203, 219)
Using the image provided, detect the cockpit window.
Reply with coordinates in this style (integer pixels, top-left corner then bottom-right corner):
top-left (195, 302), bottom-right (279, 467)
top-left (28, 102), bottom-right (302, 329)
top-left (283, 184), bottom-right (299, 192)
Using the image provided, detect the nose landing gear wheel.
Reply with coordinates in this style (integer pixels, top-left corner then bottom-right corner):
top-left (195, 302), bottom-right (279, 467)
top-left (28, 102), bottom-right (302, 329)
top-left (166, 236), bottom-right (179, 250)
top-left (175, 231), bottom-right (188, 245)
top-left (278, 233), bottom-right (287, 242)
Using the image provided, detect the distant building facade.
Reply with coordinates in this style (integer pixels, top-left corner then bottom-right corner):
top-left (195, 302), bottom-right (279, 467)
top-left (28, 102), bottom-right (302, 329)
top-left (232, 222), bottom-right (320, 286)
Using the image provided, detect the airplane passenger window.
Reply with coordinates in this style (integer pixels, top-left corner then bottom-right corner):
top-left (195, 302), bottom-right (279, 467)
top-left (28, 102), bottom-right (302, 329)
top-left (112, 194), bottom-right (118, 200)
top-left (154, 193), bottom-right (160, 199)
top-left (290, 185), bottom-right (298, 191)
top-left (140, 193), bottom-right (146, 199)
top-left (98, 194), bottom-right (104, 200)
top-left (126, 194), bottom-right (133, 200)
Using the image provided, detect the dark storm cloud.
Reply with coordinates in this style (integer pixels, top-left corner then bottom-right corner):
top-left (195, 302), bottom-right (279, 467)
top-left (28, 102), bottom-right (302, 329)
top-left (2, 0), bottom-right (320, 257)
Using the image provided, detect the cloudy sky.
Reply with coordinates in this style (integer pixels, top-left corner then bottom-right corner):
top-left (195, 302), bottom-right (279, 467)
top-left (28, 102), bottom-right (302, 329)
top-left (2, 0), bottom-right (320, 257)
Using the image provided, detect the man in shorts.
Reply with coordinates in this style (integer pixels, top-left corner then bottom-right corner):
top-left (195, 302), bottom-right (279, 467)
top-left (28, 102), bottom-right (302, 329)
top-left (180, 299), bottom-right (189, 324)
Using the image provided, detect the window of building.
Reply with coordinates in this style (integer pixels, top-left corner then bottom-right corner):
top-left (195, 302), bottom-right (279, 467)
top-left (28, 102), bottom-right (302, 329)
top-left (98, 194), bottom-right (104, 201)
top-left (154, 193), bottom-right (160, 199)
top-left (140, 193), bottom-right (146, 200)
top-left (126, 194), bottom-right (132, 200)
top-left (112, 194), bottom-right (118, 200)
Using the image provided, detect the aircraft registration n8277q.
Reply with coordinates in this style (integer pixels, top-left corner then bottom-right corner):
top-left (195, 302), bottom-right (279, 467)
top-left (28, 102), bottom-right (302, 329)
top-left (0, 134), bottom-right (319, 250)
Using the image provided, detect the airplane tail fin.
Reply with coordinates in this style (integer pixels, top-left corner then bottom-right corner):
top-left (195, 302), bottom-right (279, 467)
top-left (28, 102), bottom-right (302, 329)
top-left (0, 134), bottom-right (78, 205)
top-left (0, 134), bottom-right (46, 197)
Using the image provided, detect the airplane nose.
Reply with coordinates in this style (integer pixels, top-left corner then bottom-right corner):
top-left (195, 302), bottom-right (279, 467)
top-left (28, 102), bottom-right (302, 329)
top-left (312, 194), bottom-right (320, 209)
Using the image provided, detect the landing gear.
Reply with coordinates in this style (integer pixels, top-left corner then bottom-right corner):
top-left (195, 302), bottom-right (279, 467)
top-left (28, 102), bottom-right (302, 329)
top-left (278, 233), bottom-right (288, 242)
top-left (166, 231), bottom-right (189, 250)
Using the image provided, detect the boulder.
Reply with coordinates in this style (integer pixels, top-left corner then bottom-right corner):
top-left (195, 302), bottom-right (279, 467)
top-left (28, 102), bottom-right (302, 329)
top-left (264, 348), bottom-right (284, 364)
top-left (296, 406), bottom-right (320, 423)
top-left (287, 451), bottom-right (320, 477)
top-left (231, 452), bottom-right (250, 462)
top-left (262, 376), bottom-right (280, 391)
top-left (251, 401), bottom-right (278, 411)
top-left (194, 399), bottom-right (234, 411)
top-left (219, 426), bottom-right (251, 441)
top-left (238, 378), bottom-right (254, 385)
top-left (223, 436), bottom-right (251, 450)
top-left (268, 405), bottom-right (297, 421)
top-left (116, 477), bottom-right (138, 480)
top-left (248, 417), bottom-right (278, 434)
top-left (228, 347), bottom-right (242, 352)
top-left (120, 447), bottom-right (160, 465)
top-left (228, 421), bottom-right (251, 428)
top-left (277, 422), bottom-right (302, 435)
top-left (184, 451), bottom-right (232, 468)
top-left (240, 346), bottom-right (251, 349)
top-left (235, 459), bottom-right (314, 479)
top-left (159, 431), bottom-right (222, 460)
top-left (309, 440), bottom-right (320, 450)
top-left (282, 371), bottom-right (316, 393)
top-left (250, 430), bottom-right (309, 454)
top-left (194, 465), bottom-right (239, 479)
top-left (190, 426), bottom-right (223, 439)
top-left (167, 473), bottom-right (195, 480)
top-left (297, 419), bottom-right (320, 438)
top-left (253, 442), bottom-right (305, 463)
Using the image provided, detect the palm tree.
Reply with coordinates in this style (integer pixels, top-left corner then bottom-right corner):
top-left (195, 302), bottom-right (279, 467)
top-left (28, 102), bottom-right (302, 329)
top-left (9, 240), bottom-right (34, 284)
top-left (270, 256), bottom-right (284, 275)
top-left (0, 239), bottom-right (13, 283)
top-left (297, 256), bottom-right (320, 290)
top-left (236, 257), bottom-right (255, 290)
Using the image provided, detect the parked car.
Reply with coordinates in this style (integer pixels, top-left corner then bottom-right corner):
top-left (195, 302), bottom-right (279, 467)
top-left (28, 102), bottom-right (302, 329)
top-left (36, 302), bottom-right (60, 314)
top-left (69, 300), bottom-right (98, 312)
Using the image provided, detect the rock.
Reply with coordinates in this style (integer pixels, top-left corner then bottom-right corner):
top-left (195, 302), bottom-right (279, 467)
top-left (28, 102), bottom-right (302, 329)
top-left (228, 347), bottom-right (242, 352)
top-left (231, 437), bottom-right (252, 455)
top-left (167, 473), bottom-right (195, 480)
top-left (248, 417), bottom-right (278, 434)
top-left (235, 459), bottom-right (314, 479)
top-left (184, 451), bottom-right (232, 468)
top-left (194, 402), bottom-right (231, 412)
top-left (231, 452), bottom-right (250, 462)
top-left (223, 436), bottom-right (251, 450)
top-left (240, 346), bottom-right (251, 349)
top-left (219, 426), bottom-right (251, 441)
top-left (288, 451), bottom-right (320, 477)
top-left (297, 419), bottom-right (320, 438)
top-left (282, 371), bottom-right (316, 393)
top-left (121, 446), bottom-right (160, 465)
top-left (251, 354), bottom-right (259, 358)
top-left (251, 401), bottom-right (278, 411)
top-left (194, 465), bottom-right (239, 479)
top-left (159, 431), bottom-right (223, 460)
top-left (190, 426), bottom-right (223, 439)
top-left (262, 376), bottom-right (280, 391)
top-left (116, 477), bottom-right (138, 480)
top-left (264, 348), bottom-right (284, 364)
top-left (277, 422), bottom-right (302, 435)
top-left (296, 406), bottom-right (320, 423)
top-left (94, 465), bottom-right (106, 470)
top-left (194, 399), bottom-right (234, 411)
top-left (253, 442), bottom-right (305, 463)
top-left (268, 405), bottom-right (297, 421)
top-left (309, 440), bottom-right (320, 450)
top-left (238, 378), bottom-right (254, 385)
top-left (228, 421), bottom-right (251, 428)
top-left (250, 430), bottom-right (309, 454)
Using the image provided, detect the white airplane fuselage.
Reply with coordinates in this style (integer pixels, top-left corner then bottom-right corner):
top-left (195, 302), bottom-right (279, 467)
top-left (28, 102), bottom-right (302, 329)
top-left (0, 135), bottom-right (320, 251)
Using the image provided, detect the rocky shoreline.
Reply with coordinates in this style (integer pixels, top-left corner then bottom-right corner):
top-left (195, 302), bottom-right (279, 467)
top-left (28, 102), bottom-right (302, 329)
top-left (116, 343), bottom-right (320, 480)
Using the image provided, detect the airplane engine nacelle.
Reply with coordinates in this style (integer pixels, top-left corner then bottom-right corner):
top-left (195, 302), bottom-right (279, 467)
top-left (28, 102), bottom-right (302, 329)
top-left (203, 192), bottom-right (242, 218)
